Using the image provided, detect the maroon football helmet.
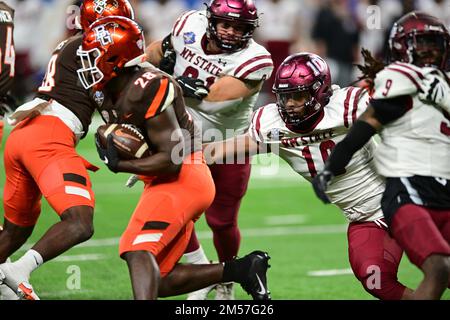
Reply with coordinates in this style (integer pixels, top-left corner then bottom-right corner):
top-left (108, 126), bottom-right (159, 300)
top-left (272, 53), bottom-right (332, 132)
top-left (206, 0), bottom-right (259, 52)
top-left (389, 11), bottom-right (450, 70)
top-left (77, 16), bottom-right (146, 90)
top-left (79, 0), bottom-right (135, 31)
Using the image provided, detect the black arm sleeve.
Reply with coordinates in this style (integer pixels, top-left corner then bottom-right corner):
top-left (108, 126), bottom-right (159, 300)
top-left (326, 120), bottom-right (377, 176)
top-left (371, 95), bottom-right (412, 125)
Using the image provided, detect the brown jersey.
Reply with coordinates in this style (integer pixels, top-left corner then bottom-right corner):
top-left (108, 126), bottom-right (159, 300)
top-left (103, 66), bottom-right (201, 155)
top-left (35, 35), bottom-right (102, 136)
top-left (0, 1), bottom-right (14, 97)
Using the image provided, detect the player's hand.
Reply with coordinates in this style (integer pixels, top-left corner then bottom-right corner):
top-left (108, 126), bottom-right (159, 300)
top-left (419, 72), bottom-right (450, 112)
top-left (95, 133), bottom-right (120, 173)
top-left (176, 76), bottom-right (209, 100)
top-left (312, 170), bottom-right (334, 204)
top-left (159, 49), bottom-right (176, 75)
top-left (159, 34), bottom-right (176, 74)
top-left (0, 94), bottom-right (17, 118)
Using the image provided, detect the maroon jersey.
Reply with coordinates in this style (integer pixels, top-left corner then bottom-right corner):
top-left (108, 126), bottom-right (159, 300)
top-left (103, 66), bottom-right (201, 154)
top-left (0, 1), bottom-right (14, 96)
top-left (35, 35), bottom-right (102, 136)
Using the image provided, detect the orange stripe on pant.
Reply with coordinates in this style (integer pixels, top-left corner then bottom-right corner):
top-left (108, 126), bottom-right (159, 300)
top-left (119, 151), bottom-right (215, 277)
top-left (3, 115), bottom-right (96, 227)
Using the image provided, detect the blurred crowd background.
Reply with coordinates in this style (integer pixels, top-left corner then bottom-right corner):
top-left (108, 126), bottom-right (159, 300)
top-left (7, 0), bottom-right (450, 104)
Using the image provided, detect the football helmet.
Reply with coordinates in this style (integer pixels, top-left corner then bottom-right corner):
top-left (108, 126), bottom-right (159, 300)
top-left (77, 16), bottom-right (146, 90)
top-left (206, 0), bottom-right (259, 52)
top-left (389, 11), bottom-right (450, 70)
top-left (272, 53), bottom-right (332, 132)
top-left (78, 0), bottom-right (135, 31)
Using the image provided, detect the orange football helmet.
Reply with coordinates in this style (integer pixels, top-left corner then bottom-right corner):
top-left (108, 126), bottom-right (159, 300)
top-left (78, 0), bottom-right (135, 31)
top-left (77, 16), bottom-right (146, 90)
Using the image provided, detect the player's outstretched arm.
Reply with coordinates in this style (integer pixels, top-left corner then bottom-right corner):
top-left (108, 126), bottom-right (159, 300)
top-left (145, 40), bottom-right (164, 66)
top-left (312, 106), bottom-right (381, 203)
top-left (203, 133), bottom-right (268, 165)
top-left (189, 76), bottom-right (262, 114)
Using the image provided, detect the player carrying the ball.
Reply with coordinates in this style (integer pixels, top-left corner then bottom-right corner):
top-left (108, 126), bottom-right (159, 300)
top-left (81, 16), bottom-right (271, 300)
top-left (0, 0), bottom-right (135, 300)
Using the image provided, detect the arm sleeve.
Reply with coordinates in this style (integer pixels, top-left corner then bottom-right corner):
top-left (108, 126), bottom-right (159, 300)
top-left (326, 120), bottom-right (377, 176)
top-left (370, 95), bottom-right (413, 125)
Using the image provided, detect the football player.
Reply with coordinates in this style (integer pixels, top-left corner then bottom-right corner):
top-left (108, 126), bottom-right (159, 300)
top-left (80, 16), bottom-right (271, 300)
top-left (313, 12), bottom-right (450, 299)
top-left (0, 0), bottom-right (134, 300)
top-left (205, 52), bottom-right (415, 300)
top-left (0, 1), bottom-right (16, 300)
top-left (0, 1), bottom-right (15, 147)
top-left (146, 0), bottom-right (273, 299)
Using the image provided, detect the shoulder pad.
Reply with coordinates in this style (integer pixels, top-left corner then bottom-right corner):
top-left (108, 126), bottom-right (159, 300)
top-left (232, 43), bottom-right (274, 81)
top-left (372, 62), bottom-right (424, 99)
top-left (249, 104), bottom-right (281, 143)
top-left (171, 10), bottom-right (198, 38)
top-left (127, 73), bottom-right (175, 122)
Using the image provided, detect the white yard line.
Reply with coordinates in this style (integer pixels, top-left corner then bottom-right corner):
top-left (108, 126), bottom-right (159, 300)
top-left (19, 224), bottom-right (347, 252)
top-left (38, 289), bottom-right (95, 298)
top-left (53, 253), bottom-right (107, 262)
top-left (307, 268), bottom-right (354, 277)
top-left (264, 214), bottom-right (307, 225)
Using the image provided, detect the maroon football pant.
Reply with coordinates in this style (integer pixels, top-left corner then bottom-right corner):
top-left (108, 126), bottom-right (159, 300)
top-left (186, 161), bottom-right (251, 262)
top-left (391, 204), bottom-right (450, 269)
top-left (348, 220), bottom-right (407, 300)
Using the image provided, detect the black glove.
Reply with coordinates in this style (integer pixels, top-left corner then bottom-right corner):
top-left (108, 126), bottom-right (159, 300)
top-left (176, 76), bottom-right (209, 100)
top-left (159, 34), bottom-right (176, 75)
top-left (312, 170), bottom-right (334, 204)
top-left (0, 94), bottom-right (17, 117)
top-left (95, 133), bottom-right (120, 173)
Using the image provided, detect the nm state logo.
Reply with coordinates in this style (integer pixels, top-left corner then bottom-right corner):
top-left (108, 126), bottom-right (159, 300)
top-left (93, 91), bottom-right (105, 107)
top-left (183, 32), bottom-right (196, 44)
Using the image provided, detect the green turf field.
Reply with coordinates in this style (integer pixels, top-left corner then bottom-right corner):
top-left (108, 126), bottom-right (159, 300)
top-left (1, 118), bottom-right (449, 300)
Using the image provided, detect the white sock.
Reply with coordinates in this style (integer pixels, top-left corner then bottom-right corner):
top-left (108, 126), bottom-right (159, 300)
top-left (12, 250), bottom-right (43, 277)
top-left (184, 246), bottom-right (210, 265)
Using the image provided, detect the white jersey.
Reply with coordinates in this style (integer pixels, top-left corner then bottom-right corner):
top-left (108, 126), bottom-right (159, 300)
top-left (372, 62), bottom-right (450, 179)
top-left (249, 85), bottom-right (385, 222)
top-left (171, 10), bottom-right (273, 141)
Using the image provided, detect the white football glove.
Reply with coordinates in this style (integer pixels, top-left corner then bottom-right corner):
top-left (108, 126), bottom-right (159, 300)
top-left (418, 72), bottom-right (450, 113)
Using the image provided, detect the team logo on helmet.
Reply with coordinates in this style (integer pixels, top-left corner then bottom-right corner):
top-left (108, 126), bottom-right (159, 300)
top-left (94, 24), bottom-right (113, 46)
top-left (183, 32), bottom-right (196, 44)
top-left (93, 0), bottom-right (108, 14)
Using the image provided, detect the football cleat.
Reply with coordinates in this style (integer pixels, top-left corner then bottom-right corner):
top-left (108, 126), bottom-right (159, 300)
top-left (17, 282), bottom-right (40, 300)
top-left (0, 258), bottom-right (19, 300)
top-left (215, 282), bottom-right (235, 300)
top-left (0, 284), bottom-right (19, 300)
top-left (237, 251), bottom-right (271, 300)
top-left (0, 263), bottom-right (40, 300)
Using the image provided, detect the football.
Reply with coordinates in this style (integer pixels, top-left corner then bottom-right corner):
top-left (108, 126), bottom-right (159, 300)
top-left (96, 123), bottom-right (151, 160)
